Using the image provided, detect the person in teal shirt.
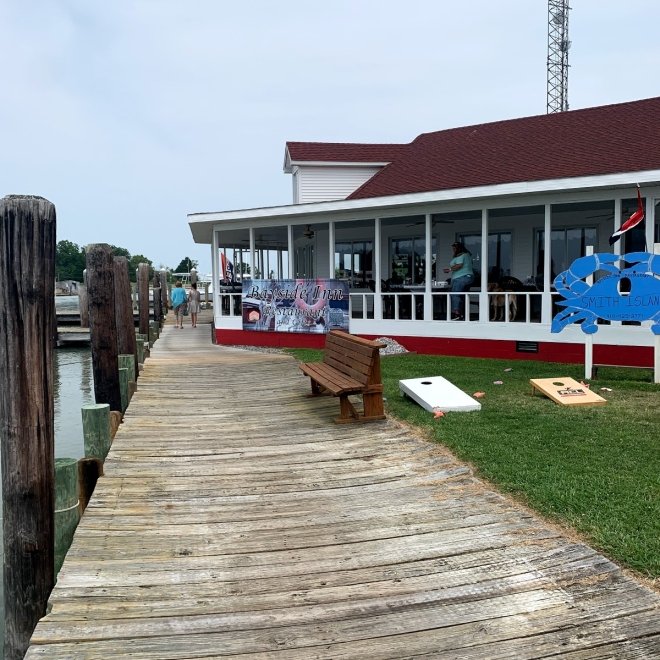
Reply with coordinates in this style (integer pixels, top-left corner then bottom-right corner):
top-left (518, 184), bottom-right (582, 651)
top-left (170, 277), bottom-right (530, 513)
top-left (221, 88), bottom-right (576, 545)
top-left (448, 242), bottom-right (474, 320)
top-left (170, 281), bottom-right (187, 328)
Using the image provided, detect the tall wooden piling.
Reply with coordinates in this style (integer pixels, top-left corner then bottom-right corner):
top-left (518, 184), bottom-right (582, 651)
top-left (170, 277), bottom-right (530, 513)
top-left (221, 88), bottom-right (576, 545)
top-left (86, 244), bottom-right (122, 412)
top-left (113, 256), bottom-right (138, 381)
top-left (0, 195), bottom-right (56, 660)
top-left (137, 262), bottom-right (150, 337)
top-left (159, 269), bottom-right (169, 317)
top-left (78, 284), bottom-right (89, 328)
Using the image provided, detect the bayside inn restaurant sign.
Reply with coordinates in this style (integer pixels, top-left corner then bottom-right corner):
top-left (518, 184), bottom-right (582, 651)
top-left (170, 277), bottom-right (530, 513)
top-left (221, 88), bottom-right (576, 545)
top-left (242, 279), bottom-right (350, 334)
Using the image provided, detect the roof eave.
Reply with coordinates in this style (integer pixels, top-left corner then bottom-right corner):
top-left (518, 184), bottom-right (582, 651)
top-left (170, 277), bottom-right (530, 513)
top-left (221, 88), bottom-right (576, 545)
top-left (188, 169), bottom-right (660, 244)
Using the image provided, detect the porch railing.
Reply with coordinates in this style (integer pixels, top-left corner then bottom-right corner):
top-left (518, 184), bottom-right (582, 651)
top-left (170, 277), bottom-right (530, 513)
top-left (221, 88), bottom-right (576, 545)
top-left (218, 291), bottom-right (545, 324)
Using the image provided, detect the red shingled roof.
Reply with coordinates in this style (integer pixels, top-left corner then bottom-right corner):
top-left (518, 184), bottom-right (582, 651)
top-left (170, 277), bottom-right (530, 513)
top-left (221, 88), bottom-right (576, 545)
top-left (286, 141), bottom-right (407, 164)
top-left (345, 97), bottom-right (660, 200)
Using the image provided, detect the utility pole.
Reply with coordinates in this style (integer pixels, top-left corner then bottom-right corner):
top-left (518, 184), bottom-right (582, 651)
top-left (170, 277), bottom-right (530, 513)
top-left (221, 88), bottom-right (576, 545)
top-left (547, 0), bottom-right (570, 113)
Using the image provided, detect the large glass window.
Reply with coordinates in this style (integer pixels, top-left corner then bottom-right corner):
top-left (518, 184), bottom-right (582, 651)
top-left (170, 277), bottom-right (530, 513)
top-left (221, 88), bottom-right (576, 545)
top-left (389, 237), bottom-right (434, 285)
top-left (334, 241), bottom-right (372, 288)
top-left (535, 226), bottom-right (598, 281)
top-left (457, 232), bottom-right (512, 282)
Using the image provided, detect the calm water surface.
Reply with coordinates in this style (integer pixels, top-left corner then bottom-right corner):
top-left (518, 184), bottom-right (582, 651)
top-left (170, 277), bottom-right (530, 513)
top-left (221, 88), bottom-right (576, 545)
top-left (1, 343), bottom-right (93, 651)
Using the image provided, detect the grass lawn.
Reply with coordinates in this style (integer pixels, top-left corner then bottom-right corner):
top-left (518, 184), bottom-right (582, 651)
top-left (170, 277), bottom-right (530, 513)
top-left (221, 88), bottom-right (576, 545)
top-left (287, 348), bottom-right (660, 580)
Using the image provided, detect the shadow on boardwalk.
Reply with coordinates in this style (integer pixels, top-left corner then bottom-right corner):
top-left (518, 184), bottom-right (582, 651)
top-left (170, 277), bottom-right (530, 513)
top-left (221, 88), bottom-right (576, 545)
top-left (28, 315), bottom-right (660, 658)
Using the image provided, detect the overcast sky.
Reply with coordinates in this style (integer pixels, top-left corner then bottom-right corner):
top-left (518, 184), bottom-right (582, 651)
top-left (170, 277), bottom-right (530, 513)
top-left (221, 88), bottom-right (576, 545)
top-left (1, 1), bottom-right (658, 274)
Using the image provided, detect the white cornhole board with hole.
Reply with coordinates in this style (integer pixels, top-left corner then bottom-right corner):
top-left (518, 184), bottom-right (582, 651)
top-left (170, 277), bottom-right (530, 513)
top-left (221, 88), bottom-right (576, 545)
top-left (530, 377), bottom-right (607, 406)
top-left (399, 376), bottom-right (482, 412)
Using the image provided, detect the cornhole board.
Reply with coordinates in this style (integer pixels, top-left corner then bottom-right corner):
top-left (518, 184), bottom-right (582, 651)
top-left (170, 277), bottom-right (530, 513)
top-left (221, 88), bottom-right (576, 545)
top-left (530, 377), bottom-right (607, 406)
top-left (399, 376), bottom-right (481, 412)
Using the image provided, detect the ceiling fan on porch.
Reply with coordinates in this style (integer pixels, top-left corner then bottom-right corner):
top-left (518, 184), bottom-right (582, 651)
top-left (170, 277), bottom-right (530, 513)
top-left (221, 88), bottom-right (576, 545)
top-left (303, 224), bottom-right (315, 239)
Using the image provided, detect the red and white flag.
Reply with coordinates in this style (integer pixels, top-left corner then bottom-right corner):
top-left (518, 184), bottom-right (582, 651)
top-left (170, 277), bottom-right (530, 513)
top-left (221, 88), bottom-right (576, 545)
top-left (609, 185), bottom-right (645, 245)
top-left (220, 253), bottom-right (234, 282)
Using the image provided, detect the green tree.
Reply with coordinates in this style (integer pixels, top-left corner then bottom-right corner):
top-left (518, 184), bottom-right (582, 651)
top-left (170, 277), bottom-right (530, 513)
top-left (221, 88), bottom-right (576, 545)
top-left (110, 245), bottom-right (131, 259)
top-left (173, 257), bottom-right (198, 273)
top-left (55, 240), bottom-right (86, 281)
top-left (128, 254), bottom-right (154, 283)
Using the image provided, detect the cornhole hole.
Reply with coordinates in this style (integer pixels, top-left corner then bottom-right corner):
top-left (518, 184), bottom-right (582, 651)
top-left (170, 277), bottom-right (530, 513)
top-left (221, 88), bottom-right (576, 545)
top-left (399, 376), bottom-right (481, 412)
top-left (530, 377), bottom-right (607, 406)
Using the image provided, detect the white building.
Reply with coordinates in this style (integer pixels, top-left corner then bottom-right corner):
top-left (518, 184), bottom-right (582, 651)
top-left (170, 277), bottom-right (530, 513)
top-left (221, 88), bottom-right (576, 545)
top-left (188, 97), bottom-right (660, 366)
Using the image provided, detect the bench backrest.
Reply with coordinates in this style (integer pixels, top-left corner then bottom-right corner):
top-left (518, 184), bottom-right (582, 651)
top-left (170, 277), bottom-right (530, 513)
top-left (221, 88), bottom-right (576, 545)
top-left (323, 331), bottom-right (385, 387)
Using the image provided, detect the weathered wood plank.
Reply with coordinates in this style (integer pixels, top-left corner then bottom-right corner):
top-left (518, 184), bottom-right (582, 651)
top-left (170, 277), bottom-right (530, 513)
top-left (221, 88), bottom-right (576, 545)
top-left (26, 319), bottom-right (660, 658)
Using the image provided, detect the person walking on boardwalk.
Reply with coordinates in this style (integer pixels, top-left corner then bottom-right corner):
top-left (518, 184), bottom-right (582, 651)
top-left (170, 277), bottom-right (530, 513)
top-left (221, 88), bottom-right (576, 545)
top-left (170, 280), bottom-right (187, 329)
top-left (187, 281), bottom-right (201, 328)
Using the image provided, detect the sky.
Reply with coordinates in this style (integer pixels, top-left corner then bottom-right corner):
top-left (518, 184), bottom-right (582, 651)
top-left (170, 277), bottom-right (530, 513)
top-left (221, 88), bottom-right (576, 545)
top-left (1, 1), bottom-right (659, 274)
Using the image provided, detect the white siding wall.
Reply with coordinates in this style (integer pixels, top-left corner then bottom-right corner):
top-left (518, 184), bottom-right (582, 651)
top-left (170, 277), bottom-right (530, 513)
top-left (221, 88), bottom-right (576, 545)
top-left (294, 166), bottom-right (381, 203)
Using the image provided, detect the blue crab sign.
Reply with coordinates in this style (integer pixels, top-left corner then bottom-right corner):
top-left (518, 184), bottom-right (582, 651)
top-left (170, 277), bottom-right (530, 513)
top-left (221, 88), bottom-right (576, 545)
top-left (551, 252), bottom-right (660, 335)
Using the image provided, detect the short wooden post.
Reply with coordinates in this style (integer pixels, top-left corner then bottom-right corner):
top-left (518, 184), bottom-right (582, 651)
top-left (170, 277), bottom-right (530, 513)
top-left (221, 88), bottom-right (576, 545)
top-left (78, 284), bottom-right (89, 328)
top-left (54, 458), bottom-right (80, 575)
top-left (109, 410), bottom-right (123, 440)
top-left (118, 353), bottom-right (136, 400)
top-left (0, 194), bottom-right (56, 660)
top-left (136, 337), bottom-right (145, 365)
top-left (137, 262), bottom-right (150, 337)
top-left (149, 320), bottom-right (159, 346)
top-left (81, 403), bottom-right (111, 461)
top-left (118, 367), bottom-right (129, 413)
top-left (77, 457), bottom-right (103, 514)
top-left (86, 244), bottom-right (121, 412)
top-left (114, 257), bottom-right (138, 382)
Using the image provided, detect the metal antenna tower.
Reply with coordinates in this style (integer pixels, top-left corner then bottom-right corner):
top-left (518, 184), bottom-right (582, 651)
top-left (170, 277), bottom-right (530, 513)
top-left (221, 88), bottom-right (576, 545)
top-left (547, 0), bottom-right (570, 113)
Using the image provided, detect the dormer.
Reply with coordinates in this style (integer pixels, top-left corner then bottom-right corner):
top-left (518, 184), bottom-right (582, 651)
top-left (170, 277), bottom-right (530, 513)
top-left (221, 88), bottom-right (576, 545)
top-left (284, 141), bottom-right (406, 204)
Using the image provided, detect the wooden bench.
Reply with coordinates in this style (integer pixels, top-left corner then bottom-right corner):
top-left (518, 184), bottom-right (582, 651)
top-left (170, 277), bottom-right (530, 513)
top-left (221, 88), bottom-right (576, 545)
top-left (299, 330), bottom-right (386, 424)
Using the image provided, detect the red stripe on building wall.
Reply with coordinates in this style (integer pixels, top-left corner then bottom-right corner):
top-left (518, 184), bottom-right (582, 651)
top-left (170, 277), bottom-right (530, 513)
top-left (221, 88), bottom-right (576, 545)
top-left (214, 329), bottom-right (653, 367)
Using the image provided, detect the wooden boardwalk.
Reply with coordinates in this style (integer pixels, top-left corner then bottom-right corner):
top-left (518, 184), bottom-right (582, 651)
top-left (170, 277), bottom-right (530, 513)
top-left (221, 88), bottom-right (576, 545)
top-left (28, 315), bottom-right (659, 658)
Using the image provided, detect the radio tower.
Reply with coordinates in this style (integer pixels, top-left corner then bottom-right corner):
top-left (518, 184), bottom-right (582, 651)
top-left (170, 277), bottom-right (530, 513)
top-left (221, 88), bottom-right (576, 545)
top-left (547, 0), bottom-right (570, 113)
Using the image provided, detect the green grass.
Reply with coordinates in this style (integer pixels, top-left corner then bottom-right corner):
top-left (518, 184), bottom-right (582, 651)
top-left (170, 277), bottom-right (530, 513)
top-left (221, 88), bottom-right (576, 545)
top-left (286, 349), bottom-right (660, 579)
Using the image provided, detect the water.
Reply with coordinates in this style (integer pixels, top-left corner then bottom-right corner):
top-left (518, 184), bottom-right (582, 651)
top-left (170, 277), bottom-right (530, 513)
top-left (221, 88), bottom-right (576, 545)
top-left (0, 345), bottom-right (93, 652)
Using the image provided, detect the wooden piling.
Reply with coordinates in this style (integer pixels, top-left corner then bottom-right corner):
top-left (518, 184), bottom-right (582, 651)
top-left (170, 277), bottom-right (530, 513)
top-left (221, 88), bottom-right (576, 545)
top-left (109, 410), bottom-right (123, 439)
top-left (78, 284), bottom-right (89, 328)
top-left (119, 367), bottom-right (129, 413)
top-left (81, 403), bottom-right (111, 461)
top-left (86, 244), bottom-right (121, 412)
top-left (0, 194), bottom-right (56, 660)
top-left (113, 257), bottom-right (138, 381)
top-left (159, 269), bottom-right (169, 318)
top-left (54, 458), bottom-right (80, 576)
top-left (136, 337), bottom-right (145, 365)
top-left (137, 262), bottom-right (150, 337)
top-left (118, 353), bottom-right (136, 396)
top-left (149, 320), bottom-right (159, 347)
top-left (77, 457), bottom-right (103, 514)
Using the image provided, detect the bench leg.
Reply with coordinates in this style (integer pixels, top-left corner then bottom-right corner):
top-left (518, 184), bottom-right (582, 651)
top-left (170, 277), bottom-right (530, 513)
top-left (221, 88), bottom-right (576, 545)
top-left (335, 395), bottom-right (359, 424)
top-left (362, 391), bottom-right (385, 421)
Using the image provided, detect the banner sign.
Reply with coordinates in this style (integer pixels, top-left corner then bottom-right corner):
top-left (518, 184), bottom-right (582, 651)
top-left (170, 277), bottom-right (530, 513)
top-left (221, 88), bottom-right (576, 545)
top-left (242, 279), bottom-right (349, 333)
top-left (551, 252), bottom-right (660, 334)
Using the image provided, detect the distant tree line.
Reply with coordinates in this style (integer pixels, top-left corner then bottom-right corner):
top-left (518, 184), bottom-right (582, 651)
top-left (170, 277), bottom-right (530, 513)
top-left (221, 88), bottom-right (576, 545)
top-left (56, 241), bottom-right (200, 284)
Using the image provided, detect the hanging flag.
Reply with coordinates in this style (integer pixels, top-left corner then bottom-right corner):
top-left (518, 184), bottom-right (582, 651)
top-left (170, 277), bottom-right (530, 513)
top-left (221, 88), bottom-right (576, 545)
top-left (609, 185), bottom-right (645, 245)
top-left (220, 253), bottom-right (234, 282)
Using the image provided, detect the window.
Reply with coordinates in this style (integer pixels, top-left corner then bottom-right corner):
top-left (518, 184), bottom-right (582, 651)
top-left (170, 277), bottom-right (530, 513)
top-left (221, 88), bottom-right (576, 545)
top-left (389, 237), bottom-right (434, 285)
top-left (457, 232), bottom-right (512, 282)
top-left (535, 227), bottom-right (598, 281)
top-left (334, 241), bottom-right (372, 287)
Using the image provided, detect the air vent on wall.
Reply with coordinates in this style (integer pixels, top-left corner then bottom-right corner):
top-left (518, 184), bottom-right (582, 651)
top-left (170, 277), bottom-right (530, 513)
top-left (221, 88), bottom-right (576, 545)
top-left (516, 341), bottom-right (539, 353)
